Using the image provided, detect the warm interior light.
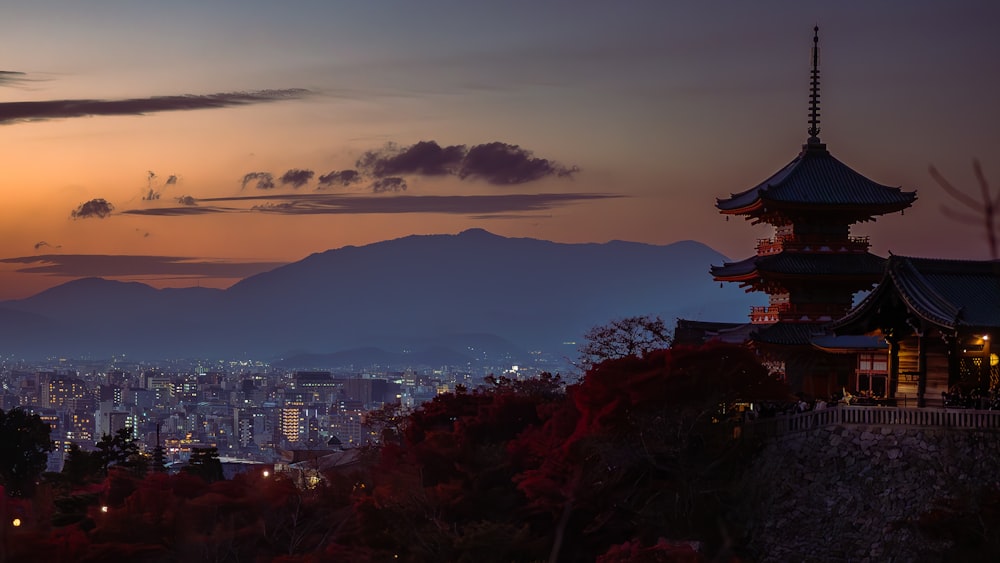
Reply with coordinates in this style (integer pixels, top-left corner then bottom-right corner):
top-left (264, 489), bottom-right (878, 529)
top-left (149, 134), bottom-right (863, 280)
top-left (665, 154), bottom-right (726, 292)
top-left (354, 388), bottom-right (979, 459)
top-left (984, 334), bottom-right (991, 341)
top-left (11, 518), bottom-right (21, 527)
top-left (262, 470), bottom-right (270, 478)
top-left (100, 506), bottom-right (108, 513)
top-left (992, 353), bottom-right (999, 367)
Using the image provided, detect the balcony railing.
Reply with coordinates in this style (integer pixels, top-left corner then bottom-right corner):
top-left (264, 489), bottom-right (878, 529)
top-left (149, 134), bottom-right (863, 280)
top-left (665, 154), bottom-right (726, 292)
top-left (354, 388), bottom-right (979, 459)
top-left (755, 235), bottom-right (871, 255)
top-left (750, 304), bottom-right (789, 324)
top-left (749, 303), bottom-right (850, 324)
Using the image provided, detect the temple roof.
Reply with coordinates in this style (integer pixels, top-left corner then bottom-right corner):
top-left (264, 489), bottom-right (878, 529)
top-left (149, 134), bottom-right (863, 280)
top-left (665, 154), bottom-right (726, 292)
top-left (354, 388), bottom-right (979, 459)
top-left (712, 251), bottom-right (887, 281)
top-left (835, 255), bottom-right (1000, 332)
top-left (716, 143), bottom-right (917, 216)
top-left (811, 334), bottom-right (888, 353)
top-left (750, 322), bottom-right (827, 347)
top-left (673, 319), bottom-right (754, 346)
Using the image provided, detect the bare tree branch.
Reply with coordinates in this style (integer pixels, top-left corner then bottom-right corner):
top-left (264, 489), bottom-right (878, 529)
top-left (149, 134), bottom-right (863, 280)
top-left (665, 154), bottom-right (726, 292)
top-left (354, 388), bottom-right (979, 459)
top-left (930, 160), bottom-right (999, 259)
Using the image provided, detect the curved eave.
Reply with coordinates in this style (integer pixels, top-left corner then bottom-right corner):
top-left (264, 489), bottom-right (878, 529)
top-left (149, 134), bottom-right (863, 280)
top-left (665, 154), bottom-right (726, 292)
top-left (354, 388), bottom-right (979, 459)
top-left (717, 202), bottom-right (762, 216)
top-left (888, 258), bottom-right (962, 330)
top-left (716, 198), bottom-right (915, 220)
top-left (832, 282), bottom-right (891, 334)
top-left (713, 272), bottom-right (759, 283)
top-left (833, 256), bottom-right (999, 334)
top-left (713, 252), bottom-right (886, 282)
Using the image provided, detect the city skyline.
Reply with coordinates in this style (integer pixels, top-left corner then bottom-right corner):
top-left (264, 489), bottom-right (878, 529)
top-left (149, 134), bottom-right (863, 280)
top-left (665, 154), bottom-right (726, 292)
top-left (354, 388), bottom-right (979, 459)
top-left (1, 2), bottom-right (998, 300)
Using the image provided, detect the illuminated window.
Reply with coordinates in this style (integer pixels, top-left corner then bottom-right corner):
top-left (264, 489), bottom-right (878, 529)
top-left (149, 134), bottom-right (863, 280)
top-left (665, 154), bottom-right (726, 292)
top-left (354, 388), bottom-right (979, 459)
top-left (857, 352), bottom-right (888, 397)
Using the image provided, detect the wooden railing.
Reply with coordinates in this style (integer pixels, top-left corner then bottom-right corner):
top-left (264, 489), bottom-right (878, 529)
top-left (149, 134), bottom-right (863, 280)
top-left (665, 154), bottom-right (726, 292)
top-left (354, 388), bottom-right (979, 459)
top-left (754, 235), bottom-right (871, 255)
top-left (743, 406), bottom-right (1000, 440)
top-left (749, 303), bottom-right (850, 324)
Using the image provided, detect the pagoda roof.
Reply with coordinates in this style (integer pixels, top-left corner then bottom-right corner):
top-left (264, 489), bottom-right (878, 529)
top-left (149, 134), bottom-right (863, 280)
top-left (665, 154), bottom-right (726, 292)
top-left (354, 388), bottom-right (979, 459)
top-left (717, 143), bottom-right (916, 216)
top-left (835, 255), bottom-right (1000, 333)
top-left (750, 322), bottom-right (828, 347)
top-left (673, 319), bottom-right (754, 346)
top-left (712, 251), bottom-right (887, 281)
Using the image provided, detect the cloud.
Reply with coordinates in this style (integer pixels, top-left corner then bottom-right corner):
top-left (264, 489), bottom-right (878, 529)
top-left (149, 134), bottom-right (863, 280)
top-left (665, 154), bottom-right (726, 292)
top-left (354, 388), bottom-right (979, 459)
top-left (353, 140), bottom-right (578, 185)
top-left (0, 254), bottom-right (286, 280)
top-left (176, 195), bottom-right (197, 206)
top-left (0, 88), bottom-right (309, 125)
top-left (280, 168), bottom-right (314, 188)
top-left (0, 70), bottom-right (29, 87)
top-left (317, 169), bottom-right (361, 187)
top-left (459, 142), bottom-right (578, 184)
top-left (122, 192), bottom-right (621, 217)
top-left (142, 171), bottom-right (180, 200)
top-left (371, 177), bottom-right (407, 193)
top-left (122, 205), bottom-right (234, 216)
top-left (34, 241), bottom-right (61, 251)
top-left (71, 198), bottom-right (114, 219)
top-left (357, 140), bottom-right (466, 177)
top-left (241, 172), bottom-right (275, 190)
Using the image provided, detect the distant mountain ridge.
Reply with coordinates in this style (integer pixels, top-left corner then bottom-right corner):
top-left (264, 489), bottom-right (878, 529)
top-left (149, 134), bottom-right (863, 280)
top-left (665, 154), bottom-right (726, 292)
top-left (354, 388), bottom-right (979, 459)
top-left (0, 229), bottom-right (762, 363)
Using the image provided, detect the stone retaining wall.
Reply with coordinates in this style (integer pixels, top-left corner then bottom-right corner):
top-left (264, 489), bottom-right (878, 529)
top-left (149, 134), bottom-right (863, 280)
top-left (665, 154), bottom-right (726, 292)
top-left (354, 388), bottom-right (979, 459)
top-left (737, 424), bottom-right (1000, 562)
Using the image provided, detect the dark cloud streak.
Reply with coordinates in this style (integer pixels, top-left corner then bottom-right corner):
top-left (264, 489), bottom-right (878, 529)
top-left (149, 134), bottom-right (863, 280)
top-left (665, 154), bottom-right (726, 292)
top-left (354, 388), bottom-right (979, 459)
top-left (0, 71), bottom-right (30, 87)
top-left (0, 254), bottom-right (286, 279)
top-left (0, 88), bottom-right (309, 124)
top-left (122, 192), bottom-right (620, 217)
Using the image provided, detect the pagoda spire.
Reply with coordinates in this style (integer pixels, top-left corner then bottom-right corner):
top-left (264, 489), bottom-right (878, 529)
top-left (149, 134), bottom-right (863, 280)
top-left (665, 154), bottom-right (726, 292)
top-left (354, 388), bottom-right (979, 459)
top-left (807, 26), bottom-right (822, 145)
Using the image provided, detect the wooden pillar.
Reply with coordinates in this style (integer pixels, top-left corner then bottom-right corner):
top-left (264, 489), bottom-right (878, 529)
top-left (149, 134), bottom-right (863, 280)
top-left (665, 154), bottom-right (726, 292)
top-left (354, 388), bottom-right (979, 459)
top-left (982, 335), bottom-right (991, 392)
top-left (917, 334), bottom-right (927, 408)
top-left (947, 333), bottom-right (959, 389)
top-left (887, 336), bottom-right (899, 399)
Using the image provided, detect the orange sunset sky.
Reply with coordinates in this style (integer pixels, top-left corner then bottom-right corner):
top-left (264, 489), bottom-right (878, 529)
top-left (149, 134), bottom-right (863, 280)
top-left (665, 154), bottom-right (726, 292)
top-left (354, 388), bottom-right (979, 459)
top-left (1, 1), bottom-right (998, 300)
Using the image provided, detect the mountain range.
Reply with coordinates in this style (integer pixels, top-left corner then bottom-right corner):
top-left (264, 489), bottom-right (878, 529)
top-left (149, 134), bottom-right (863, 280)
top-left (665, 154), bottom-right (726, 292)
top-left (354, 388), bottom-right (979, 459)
top-left (0, 229), bottom-right (762, 366)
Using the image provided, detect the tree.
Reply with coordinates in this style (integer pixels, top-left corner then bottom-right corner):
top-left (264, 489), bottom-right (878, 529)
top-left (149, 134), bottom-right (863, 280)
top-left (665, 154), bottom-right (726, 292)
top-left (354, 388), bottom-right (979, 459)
top-left (95, 427), bottom-right (141, 475)
top-left (61, 443), bottom-right (105, 485)
top-left (514, 343), bottom-right (789, 561)
top-left (930, 159), bottom-right (999, 259)
top-left (185, 447), bottom-right (224, 483)
top-left (578, 315), bottom-right (672, 368)
top-left (0, 407), bottom-right (54, 497)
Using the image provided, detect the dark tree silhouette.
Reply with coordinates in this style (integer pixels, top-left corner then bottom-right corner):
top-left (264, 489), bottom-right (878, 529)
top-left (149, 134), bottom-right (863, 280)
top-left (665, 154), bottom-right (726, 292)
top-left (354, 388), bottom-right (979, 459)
top-left (95, 427), bottom-right (142, 475)
top-left (61, 442), bottom-right (105, 485)
top-left (578, 315), bottom-right (672, 368)
top-left (185, 447), bottom-right (224, 483)
top-left (515, 343), bottom-right (788, 561)
top-left (930, 159), bottom-right (998, 259)
top-left (0, 407), bottom-right (53, 497)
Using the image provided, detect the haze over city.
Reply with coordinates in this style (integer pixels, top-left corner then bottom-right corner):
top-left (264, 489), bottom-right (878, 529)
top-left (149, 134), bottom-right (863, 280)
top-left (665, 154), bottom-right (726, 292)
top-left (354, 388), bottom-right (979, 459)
top-left (1, 1), bottom-right (998, 301)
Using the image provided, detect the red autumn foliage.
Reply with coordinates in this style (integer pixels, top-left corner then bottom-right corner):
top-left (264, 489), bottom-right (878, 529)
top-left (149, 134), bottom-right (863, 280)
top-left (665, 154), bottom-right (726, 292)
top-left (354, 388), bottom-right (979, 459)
top-left (9, 343), bottom-right (782, 561)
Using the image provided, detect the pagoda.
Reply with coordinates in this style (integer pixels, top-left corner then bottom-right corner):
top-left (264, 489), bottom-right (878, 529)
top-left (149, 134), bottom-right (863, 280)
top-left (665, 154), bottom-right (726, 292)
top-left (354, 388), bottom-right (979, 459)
top-left (711, 27), bottom-right (917, 395)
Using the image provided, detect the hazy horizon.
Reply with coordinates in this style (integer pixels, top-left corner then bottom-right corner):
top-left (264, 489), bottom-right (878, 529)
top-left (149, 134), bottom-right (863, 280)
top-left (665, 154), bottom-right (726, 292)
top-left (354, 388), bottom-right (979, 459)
top-left (2, 1), bottom-right (998, 300)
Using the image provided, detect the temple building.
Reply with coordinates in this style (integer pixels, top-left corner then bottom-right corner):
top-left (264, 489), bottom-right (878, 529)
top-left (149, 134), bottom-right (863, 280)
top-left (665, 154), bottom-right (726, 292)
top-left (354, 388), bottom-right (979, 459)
top-left (709, 28), bottom-right (916, 396)
top-left (827, 256), bottom-right (1000, 407)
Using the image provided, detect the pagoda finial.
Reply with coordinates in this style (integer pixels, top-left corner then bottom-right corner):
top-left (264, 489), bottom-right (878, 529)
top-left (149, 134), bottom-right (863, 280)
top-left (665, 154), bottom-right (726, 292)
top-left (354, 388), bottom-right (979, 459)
top-left (807, 25), bottom-right (822, 145)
